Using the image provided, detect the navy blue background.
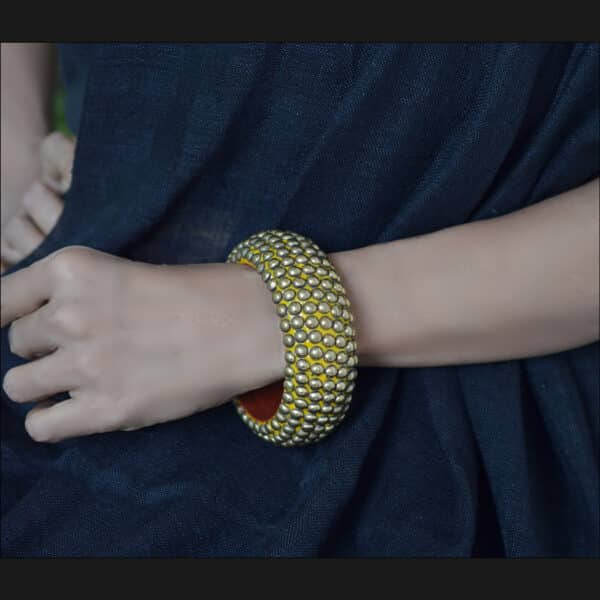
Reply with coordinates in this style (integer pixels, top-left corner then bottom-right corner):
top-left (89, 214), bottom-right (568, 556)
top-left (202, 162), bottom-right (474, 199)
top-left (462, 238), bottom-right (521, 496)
top-left (1, 43), bottom-right (598, 556)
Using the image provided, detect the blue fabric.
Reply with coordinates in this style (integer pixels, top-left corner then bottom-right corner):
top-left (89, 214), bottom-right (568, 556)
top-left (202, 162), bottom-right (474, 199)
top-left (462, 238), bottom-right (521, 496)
top-left (1, 43), bottom-right (598, 557)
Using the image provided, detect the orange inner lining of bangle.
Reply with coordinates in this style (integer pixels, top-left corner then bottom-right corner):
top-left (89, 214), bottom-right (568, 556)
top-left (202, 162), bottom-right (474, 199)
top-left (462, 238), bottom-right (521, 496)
top-left (236, 260), bottom-right (283, 422)
top-left (238, 380), bottom-right (284, 422)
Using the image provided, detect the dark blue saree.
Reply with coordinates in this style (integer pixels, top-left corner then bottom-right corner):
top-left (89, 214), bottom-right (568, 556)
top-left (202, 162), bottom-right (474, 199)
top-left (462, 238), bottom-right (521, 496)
top-left (1, 43), bottom-right (598, 556)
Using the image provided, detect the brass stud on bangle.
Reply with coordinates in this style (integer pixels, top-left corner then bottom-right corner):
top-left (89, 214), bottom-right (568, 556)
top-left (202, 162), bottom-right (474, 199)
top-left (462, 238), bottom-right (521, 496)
top-left (226, 230), bottom-right (359, 447)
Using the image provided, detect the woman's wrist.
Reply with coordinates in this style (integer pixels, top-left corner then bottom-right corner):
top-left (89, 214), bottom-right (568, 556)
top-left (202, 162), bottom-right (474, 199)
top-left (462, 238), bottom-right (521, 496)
top-left (327, 245), bottom-right (400, 367)
top-left (231, 262), bottom-right (286, 391)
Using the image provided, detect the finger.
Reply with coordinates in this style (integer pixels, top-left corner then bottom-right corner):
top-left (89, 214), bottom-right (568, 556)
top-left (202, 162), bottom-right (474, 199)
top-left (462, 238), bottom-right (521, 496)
top-left (21, 182), bottom-right (64, 235)
top-left (25, 396), bottom-right (116, 443)
top-left (0, 256), bottom-right (52, 328)
top-left (2, 347), bottom-right (78, 404)
top-left (40, 132), bottom-right (75, 194)
top-left (1, 211), bottom-right (45, 259)
top-left (1, 236), bottom-right (23, 266)
top-left (8, 302), bottom-right (60, 359)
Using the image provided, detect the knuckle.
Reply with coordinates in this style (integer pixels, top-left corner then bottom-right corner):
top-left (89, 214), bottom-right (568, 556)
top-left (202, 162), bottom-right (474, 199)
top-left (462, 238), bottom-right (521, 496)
top-left (49, 302), bottom-right (88, 338)
top-left (49, 246), bottom-right (93, 281)
top-left (75, 350), bottom-right (103, 382)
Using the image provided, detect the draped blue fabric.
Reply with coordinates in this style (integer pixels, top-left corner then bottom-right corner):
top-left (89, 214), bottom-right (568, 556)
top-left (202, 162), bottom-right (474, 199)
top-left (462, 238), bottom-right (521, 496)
top-left (1, 43), bottom-right (598, 557)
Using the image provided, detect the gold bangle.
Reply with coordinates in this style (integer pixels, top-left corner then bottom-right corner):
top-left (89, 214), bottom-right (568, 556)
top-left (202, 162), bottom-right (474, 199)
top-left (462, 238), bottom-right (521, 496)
top-left (226, 230), bottom-right (359, 447)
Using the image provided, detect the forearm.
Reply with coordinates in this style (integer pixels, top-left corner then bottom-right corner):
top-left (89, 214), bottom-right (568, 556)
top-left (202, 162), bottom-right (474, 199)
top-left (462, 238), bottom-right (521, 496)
top-left (1, 43), bottom-right (56, 225)
top-left (328, 179), bottom-right (599, 367)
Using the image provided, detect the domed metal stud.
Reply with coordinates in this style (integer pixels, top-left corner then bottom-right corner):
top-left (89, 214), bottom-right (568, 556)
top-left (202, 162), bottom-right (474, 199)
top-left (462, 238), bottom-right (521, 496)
top-left (305, 316), bottom-right (319, 329)
top-left (291, 316), bottom-right (304, 329)
top-left (304, 302), bottom-right (317, 314)
top-left (325, 365), bottom-right (338, 377)
top-left (309, 347), bottom-right (323, 359)
top-left (283, 289), bottom-right (296, 301)
top-left (323, 335), bottom-right (336, 347)
top-left (308, 330), bottom-right (322, 343)
top-left (288, 302), bottom-right (302, 315)
top-left (294, 329), bottom-right (308, 342)
top-left (335, 336), bottom-right (347, 348)
top-left (333, 320), bottom-right (344, 333)
top-left (317, 302), bottom-right (330, 313)
top-left (319, 317), bottom-right (332, 329)
top-left (295, 345), bottom-right (308, 357)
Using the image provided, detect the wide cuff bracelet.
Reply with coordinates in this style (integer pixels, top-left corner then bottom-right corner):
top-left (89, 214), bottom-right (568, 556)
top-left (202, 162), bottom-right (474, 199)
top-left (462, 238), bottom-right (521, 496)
top-left (226, 230), bottom-right (358, 447)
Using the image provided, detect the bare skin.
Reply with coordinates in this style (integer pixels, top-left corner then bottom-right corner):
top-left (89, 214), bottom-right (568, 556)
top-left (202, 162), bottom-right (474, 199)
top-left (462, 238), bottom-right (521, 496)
top-left (1, 132), bottom-right (73, 272)
top-left (1, 44), bottom-right (599, 443)
top-left (1, 43), bottom-right (55, 228)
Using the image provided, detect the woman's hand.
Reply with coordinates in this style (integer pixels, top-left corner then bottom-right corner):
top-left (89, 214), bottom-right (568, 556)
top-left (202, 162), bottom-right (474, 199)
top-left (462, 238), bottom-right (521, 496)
top-left (1, 246), bottom-right (284, 442)
top-left (1, 132), bottom-right (74, 274)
